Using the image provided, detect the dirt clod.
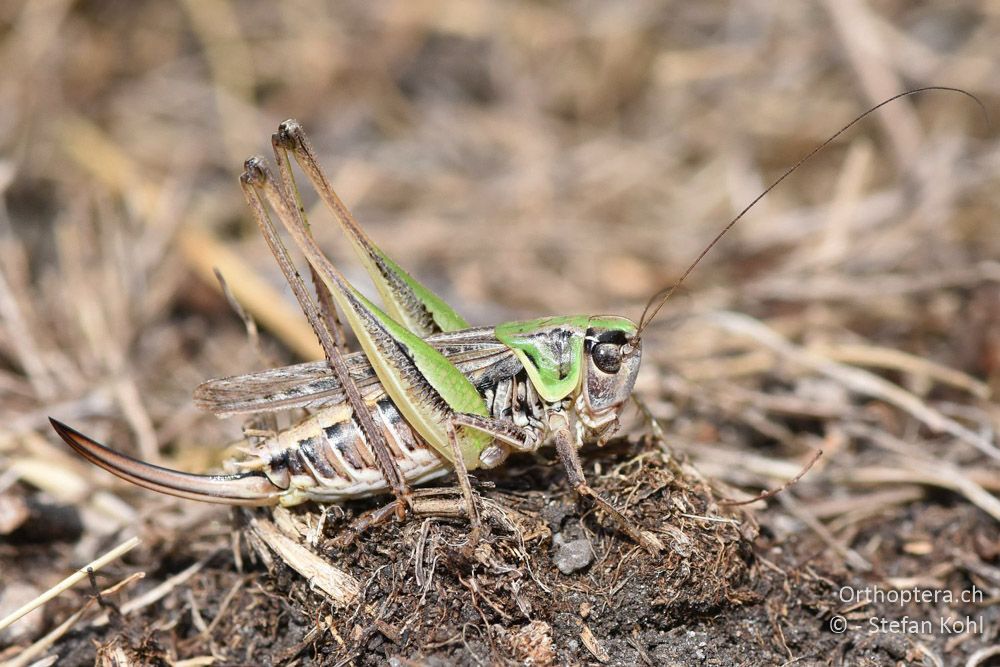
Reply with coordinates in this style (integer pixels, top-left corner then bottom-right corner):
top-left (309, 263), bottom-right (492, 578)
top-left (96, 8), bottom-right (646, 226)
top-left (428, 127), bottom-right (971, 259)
top-left (552, 535), bottom-right (593, 574)
top-left (509, 620), bottom-right (556, 666)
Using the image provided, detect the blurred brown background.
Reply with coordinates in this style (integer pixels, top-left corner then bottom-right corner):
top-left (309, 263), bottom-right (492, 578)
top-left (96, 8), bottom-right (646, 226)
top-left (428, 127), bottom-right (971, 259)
top-left (1, 0), bottom-right (998, 662)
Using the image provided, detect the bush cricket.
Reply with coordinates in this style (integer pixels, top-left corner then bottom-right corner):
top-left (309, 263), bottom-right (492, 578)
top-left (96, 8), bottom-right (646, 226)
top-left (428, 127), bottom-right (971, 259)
top-left (49, 88), bottom-right (979, 551)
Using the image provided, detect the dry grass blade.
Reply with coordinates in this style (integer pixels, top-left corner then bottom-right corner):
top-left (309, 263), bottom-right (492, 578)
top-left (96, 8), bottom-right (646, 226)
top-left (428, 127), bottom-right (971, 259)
top-left (965, 646), bottom-right (1000, 667)
top-left (580, 623), bottom-right (610, 663)
top-left (90, 559), bottom-right (205, 628)
top-left (808, 342), bottom-right (992, 400)
top-left (0, 536), bottom-right (140, 633)
top-left (248, 514), bottom-right (361, 607)
top-left (777, 493), bottom-right (872, 572)
top-left (843, 462), bottom-right (1000, 522)
top-left (1, 604), bottom-right (91, 667)
top-left (178, 227), bottom-right (323, 360)
top-left (1, 571), bottom-right (144, 667)
top-left (706, 311), bottom-right (1000, 460)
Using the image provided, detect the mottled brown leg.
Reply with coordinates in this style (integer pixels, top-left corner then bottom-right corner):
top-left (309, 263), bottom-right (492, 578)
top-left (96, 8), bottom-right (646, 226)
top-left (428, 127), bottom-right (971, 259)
top-left (552, 419), bottom-right (663, 553)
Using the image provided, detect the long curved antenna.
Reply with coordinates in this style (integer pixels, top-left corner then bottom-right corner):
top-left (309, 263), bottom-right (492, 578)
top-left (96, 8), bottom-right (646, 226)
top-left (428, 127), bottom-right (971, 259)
top-left (49, 418), bottom-right (282, 505)
top-left (635, 86), bottom-right (987, 338)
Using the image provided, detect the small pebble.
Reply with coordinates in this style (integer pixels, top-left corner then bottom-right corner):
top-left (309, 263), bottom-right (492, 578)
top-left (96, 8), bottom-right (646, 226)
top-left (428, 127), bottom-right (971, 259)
top-left (554, 537), bottom-right (593, 575)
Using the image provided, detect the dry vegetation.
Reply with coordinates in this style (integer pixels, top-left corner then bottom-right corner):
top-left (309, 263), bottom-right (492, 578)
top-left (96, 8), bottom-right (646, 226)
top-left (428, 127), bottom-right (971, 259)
top-left (0, 1), bottom-right (998, 665)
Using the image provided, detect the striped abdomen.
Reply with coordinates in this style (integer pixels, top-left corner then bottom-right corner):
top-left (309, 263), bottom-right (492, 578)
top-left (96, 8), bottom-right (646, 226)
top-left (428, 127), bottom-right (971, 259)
top-left (232, 365), bottom-right (551, 505)
top-left (235, 397), bottom-right (450, 504)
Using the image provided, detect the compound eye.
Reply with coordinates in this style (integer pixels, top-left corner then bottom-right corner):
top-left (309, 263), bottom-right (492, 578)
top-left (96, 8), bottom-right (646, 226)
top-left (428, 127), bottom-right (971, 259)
top-left (592, 343), bottom-right (622, 374)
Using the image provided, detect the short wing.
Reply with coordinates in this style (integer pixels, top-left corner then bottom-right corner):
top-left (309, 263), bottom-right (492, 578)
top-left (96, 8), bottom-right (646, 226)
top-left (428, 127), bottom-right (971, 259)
top-left (194, 328), bottom-right (519, 417)
top-left (194, 359), bottom-right (363, 417)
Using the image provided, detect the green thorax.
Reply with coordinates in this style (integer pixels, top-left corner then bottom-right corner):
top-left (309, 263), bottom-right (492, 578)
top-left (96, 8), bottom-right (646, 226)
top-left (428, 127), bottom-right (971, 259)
top-left (494, 315), bottom-right (635, 403)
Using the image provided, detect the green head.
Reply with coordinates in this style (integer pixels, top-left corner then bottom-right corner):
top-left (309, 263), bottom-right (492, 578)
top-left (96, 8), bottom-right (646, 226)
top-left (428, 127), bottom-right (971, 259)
top-left (494, 315), bottom-right (642, 416)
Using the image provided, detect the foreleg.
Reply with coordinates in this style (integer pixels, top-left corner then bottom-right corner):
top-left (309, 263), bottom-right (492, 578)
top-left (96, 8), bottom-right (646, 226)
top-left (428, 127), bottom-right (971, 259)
top-left (551, 414), bottom-right (663, 552)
